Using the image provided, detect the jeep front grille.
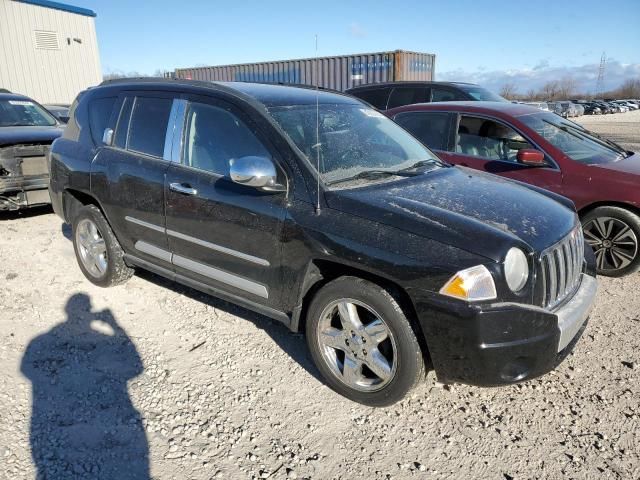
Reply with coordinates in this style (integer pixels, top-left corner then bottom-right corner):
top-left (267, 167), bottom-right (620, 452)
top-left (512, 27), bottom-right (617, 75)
top-left (540, 226), bottom-right (585, 309)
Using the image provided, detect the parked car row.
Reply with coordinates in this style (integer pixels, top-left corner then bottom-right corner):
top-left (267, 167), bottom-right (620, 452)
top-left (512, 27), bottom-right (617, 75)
top-left (4, 77), bottom-right (637, 406)
top-left (524, 99), bottom-right (640, 117)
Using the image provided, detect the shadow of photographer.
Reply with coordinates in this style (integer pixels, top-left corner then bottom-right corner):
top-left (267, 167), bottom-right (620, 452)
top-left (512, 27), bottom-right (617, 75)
top-left (21, 293), bottom-right (150, 479)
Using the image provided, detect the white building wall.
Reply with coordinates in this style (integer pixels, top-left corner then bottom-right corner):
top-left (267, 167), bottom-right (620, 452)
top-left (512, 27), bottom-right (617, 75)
top-left (0, 0), bottom-right (102, 104)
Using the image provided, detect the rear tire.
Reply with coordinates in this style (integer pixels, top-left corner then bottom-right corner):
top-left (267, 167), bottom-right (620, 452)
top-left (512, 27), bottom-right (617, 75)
top-left (582, 206), bottom-right (640, 277)
top-left (306, 276), bottom-right (425, 407)
top-left (72, 204), bottom-right (134, 287)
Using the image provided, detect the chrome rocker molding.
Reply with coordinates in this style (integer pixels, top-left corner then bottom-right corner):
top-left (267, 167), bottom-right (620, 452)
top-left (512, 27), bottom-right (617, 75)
top-left (125, 215), bottom-right (270, 266)
top-left (134, 240), bottom-right (269, 299)
top-left (123, 253), bottom-right (290, 328)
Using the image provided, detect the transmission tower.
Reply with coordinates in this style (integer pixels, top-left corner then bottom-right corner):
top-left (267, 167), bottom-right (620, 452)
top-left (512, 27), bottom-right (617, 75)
top-left (595, 52), bottom-right (606, 97)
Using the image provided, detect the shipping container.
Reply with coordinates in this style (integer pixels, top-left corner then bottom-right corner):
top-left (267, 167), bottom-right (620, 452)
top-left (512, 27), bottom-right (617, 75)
top-left (172, 50), bottom-right (435, 92)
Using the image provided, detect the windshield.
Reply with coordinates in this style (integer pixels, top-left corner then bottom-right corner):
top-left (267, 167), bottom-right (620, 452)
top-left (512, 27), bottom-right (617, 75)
top-left (519, 112), bottom-right (627, 164)
top-left (268, 103), bottom-right (442, 185)
top-left (457, 85), bottom-right (508, 102)
top-left (0, 99), bottom-right (57, 127)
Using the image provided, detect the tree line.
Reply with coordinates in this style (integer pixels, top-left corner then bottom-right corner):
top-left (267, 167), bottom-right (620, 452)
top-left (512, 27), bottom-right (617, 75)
top-left (499, 77), bottom-right (640, 101)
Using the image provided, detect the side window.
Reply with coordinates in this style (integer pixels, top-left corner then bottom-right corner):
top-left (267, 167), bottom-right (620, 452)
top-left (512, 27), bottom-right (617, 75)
top-left (387, 87), bottom-right (428, 109)
top-left (394, 112), bottom-right (451, 151)
top-left (88, 96), bottom-right (116, 146)
top-left (455, 116), bottom-right (533, 162)
top-left (183, 102), bottom-right (271, 176)
top-left (431, 88), bottom-right (465, 102)
top-left (127, 97), bottom-right (173, 157)
top-left (351, 88), bottom-right (389, 110)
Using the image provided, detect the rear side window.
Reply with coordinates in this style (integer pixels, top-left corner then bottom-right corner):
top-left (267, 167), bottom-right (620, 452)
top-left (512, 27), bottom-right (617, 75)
top-left (387, 87), bottom-right (428, 109)
top-left (431, 88), bottom-right (466, 102)
top-left (127, 97), bottom-right (173, 157)
top-left (350, 88), bottom-right (389, 110)
top-left (88, 97), bottom-right (116, 146)
top-left (394, 112), bottom-right (451, 151)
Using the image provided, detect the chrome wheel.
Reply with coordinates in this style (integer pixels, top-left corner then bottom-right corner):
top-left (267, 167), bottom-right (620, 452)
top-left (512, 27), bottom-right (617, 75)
top-left (583, 217), bottom-right (638, 272)
top-left (76, 218), bottom-right (108, 278)
top-left (317, 299), bottom-right (397, 392)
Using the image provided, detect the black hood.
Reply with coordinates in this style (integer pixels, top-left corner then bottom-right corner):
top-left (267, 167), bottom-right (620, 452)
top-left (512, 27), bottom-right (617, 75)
top-left (0, 126), bottom-right (64, 147)
top-left (325, 166), bottom-right (578, 262)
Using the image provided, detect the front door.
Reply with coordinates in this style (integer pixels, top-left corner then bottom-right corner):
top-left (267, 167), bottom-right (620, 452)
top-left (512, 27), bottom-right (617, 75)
top-left (164, 96), bottom-right (288, 310)
top-left (91, 92), bottom-right (175, 269)
top-left (442, 114), bottom-right (563, 194)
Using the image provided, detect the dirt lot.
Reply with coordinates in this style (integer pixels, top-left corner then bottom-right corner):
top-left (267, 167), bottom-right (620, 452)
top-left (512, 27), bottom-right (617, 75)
top-left (574, 109), bottom-right (640, 151)
top-left (1, 112), bottom-right (639, 479)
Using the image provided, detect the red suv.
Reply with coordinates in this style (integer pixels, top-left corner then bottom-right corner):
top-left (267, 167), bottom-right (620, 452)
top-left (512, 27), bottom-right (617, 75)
top-left (387, 101), bottom-right (640, 277)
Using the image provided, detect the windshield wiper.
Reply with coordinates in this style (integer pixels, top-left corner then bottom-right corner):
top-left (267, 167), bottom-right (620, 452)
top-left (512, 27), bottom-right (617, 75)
top-left (327, 168), bottom-right (421, 186)
top-left (547, 120), bottom-right (629, 157)
top-left (397, 158), bottom-right (448, 172)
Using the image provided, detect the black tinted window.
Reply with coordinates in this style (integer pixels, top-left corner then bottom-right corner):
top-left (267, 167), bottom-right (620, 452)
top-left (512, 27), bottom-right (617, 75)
top-left (88, 97), bottom-right (116, 145)
top-left (184, 102), bottom-right (270, 176)
top-left (394, 112), bottom-right (451, 151)
top-left (431, 88), bottom-right (466, 102)
top-left (127, 97), bottom-right (172, 157)
top-left (350, 88), bottom-right (389, 109)
top-left (387, 87), bottom-right (428, 109)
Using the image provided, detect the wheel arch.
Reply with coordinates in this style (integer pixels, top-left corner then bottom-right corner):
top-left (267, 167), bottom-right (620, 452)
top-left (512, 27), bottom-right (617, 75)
top-left (578, 201), bottom-right (640, 219)
top-left (292, 258), bottom-right (432, 367)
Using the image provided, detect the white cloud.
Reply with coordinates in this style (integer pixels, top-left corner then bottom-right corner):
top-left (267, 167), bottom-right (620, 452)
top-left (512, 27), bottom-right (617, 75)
top-left (438, 60), bottom-right (640, 95)
top-left (349, 22), bottom-right (367, 38)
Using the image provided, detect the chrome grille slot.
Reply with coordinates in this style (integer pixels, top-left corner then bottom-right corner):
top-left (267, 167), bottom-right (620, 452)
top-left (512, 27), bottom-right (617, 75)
top-left (540, 227), bottom-right (584, 309)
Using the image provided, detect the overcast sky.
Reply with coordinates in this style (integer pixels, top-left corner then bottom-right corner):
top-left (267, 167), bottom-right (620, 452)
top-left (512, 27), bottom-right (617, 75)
top-left (80, 0), bottom-right (640, 94)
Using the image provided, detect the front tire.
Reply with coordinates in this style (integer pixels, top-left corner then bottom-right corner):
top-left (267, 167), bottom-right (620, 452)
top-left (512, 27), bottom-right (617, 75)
top-left (72, 204), bottom-right (134, 287)
top-left (306, 276), bottom-right (425, 407)
top-left (582, 206), bottom-right (640, 277)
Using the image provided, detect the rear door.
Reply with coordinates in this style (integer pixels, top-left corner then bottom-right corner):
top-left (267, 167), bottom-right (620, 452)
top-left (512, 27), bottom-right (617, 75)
top-left (164, 94), bottom-right (288, 310)
top-left (442, 114), bottom-right (563, 193)
top-left (90, 92), bottom-right (175, 268)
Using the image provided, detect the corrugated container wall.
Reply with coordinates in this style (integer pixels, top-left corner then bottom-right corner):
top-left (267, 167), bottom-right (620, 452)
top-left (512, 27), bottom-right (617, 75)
top-left (0, 0), bottom-right (102, 104)
top-left (173, 50), bottom-right (435, 91)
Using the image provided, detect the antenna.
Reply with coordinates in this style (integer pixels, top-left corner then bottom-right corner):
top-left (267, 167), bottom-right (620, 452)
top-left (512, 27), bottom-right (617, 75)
top-left (314, 34), bottom-right (321, 215)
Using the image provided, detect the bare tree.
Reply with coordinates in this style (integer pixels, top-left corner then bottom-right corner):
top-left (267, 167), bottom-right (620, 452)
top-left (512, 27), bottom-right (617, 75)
top-left (540, 80), bottom-right (560, 100)
top-left (558, 76), bottom-right (577, 99)
top-left (499, 82), bottom-right (518, 100)
top-left (616, 78), bottom-right (640, 98)
top-left (525, 88), bottom-right (537, 101)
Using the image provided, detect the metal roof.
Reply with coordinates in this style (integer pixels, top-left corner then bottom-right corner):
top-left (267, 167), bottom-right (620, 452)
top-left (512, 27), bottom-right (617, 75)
top-left (14, 0), bottom-right (96, 17)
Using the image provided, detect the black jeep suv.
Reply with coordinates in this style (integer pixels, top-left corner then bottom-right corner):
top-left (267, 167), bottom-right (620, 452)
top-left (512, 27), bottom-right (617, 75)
top-left (50, 79), bottom-right (597, 406)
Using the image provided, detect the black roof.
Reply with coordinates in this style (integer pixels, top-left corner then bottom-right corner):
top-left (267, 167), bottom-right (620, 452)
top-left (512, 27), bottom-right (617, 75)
top-left (98, 78), bottom-right (360, 107)
top-left (0, 92), bottom-right (33, 101)
top-left (346, 81), bottom-right (479, 92)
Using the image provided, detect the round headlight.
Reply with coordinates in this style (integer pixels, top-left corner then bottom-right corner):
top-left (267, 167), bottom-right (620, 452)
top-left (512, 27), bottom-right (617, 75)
top-left (504, 248), bottom-right (529, 292)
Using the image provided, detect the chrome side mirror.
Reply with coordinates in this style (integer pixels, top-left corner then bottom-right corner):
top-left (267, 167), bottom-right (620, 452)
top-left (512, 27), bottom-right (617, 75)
top-left (229, 156), bottom-right (285, 191)
top-left (102, 127), bottom-right (114, 146)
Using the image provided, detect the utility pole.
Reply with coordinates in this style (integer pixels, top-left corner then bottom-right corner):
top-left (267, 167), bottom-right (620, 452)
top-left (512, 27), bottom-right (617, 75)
top-left (595, 52), bottom-right (606, 97)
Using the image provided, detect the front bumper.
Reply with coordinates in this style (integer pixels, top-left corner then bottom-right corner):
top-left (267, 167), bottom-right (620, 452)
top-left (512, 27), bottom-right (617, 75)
top-left (0, 176), bottom-right (50, 210)
top-left (413, 273), bottom-right (597, 386)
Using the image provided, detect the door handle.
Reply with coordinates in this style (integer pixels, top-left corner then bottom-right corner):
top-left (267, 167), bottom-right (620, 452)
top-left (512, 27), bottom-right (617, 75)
top-left (169, 183), bottom-right (198, 196)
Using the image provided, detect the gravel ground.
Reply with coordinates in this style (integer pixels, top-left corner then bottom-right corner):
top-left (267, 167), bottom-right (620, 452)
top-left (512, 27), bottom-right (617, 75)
top-left (574, 109), bottom-right (640, 152)
top-left (2, 109), bottom-right (640, 479)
